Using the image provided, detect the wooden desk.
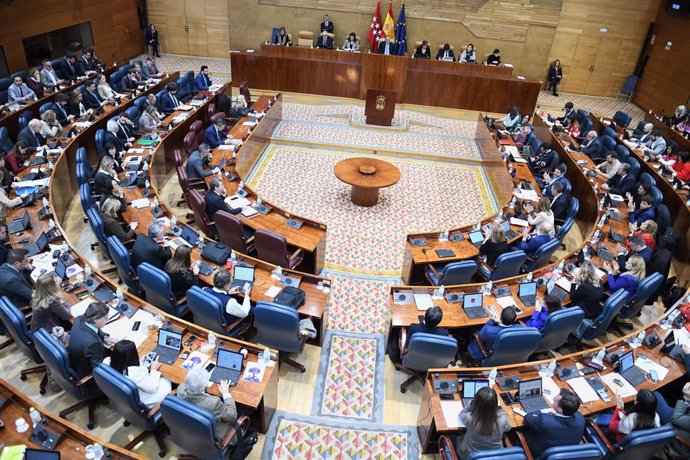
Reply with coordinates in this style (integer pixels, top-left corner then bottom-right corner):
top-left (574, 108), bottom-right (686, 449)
top-left (230, 46), bottom-right (542, 115)
top-left (0, 380), bottom-right (144, 459)
top-left (333, 157), bottom-right (401, 207)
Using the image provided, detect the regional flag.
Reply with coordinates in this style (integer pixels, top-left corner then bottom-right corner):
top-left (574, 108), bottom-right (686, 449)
top-left (382, 1), bottom-right (395, 41)
top-left (395, 2), bottom-right (407, 55)
top-left (368, 1), bottom-right (383, 52)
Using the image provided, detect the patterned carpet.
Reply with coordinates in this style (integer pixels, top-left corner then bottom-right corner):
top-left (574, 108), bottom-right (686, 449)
top-left (324, 275), bottom-right (393, 335)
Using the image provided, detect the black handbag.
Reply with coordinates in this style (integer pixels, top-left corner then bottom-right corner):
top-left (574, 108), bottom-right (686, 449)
top-left (200, 242), bottom-right (232, 265)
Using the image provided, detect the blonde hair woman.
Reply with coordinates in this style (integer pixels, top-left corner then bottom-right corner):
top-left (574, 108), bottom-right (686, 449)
top-left (30, 273), bottom-right (73, 333)
top-left (570, 261), bottom-right (604, 320)
top-left (100, 197), bottom-right (135, 242)
top-left (605, 255), bottom-right (645, 297)
top-left (526, 197), bottom-right (555, 237)
top-left (40, 109), bottom-right (62, 138)
top-left (479, 223), bottom-right (509, 268)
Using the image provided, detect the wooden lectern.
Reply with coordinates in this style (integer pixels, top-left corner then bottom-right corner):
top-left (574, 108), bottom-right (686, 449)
top-left (364, 89), bottom-right (396, 126)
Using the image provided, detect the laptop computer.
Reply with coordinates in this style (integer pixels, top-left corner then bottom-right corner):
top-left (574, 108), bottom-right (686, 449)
top-left (463, 292), bottom-right (487, 319)
top-left (23, 232), bottom-right (49, 256)
top-left (663, 332), bottom-right (685, 362)
top-left (609, 229), bottom-right (626, 243)
top-left (546, 278), bottom-right (569, 303)
top-left (169, 225), bottom-right (199, 249)
top-left (29, 156), bottom-right (47, 166)
top-left (209, 348), bottom-right (244, 385)
top-left (54, 257), bottom-right (67, 280)
top-left (469, 231), bottom-right (485, 249)
top-left (231, 265), bottom-right (255, 289)
top-left (617, 350), bottom-right (647, 387)
top-left (24, 449), bottom-right (60, 460)
top-left (8, 210), bottom-right (30, 234)
top-left (119, 172), bottom-right (138, 187)
top-left (19, 193), bottom-right (37, 208)
top-left (596, 244), bottom-right (614, 261)
top-left (518, 282), bottom-right (537, 307)
top-left (153, 329), bottom-right (183, 364)
top-left (461, 379), bottom-right (489, 405)
top-left (501, 220), bottom-right (518, 239)
top-left (518, 378), bottom-right (550, 413)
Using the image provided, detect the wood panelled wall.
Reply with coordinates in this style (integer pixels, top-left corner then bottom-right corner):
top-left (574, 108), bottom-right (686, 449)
top-left (0, 0), bottom-right (144, 73)
top-left (634, 3), bottom-right (690, 116)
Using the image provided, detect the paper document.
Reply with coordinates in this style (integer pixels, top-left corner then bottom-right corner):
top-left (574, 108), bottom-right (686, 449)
top-left (567, 377), bottom-right (599, 403)
top-left (242, 362), bottom-right (266, 383)
top-left (226, 196), bottom-right (250, 209)
top-left (131, 198), bottom-right (152, 209)
top-left (496, 296), bottom-right (519, 310)
top-left (510, 217), bottom-right (529, 227)
top-left (414, 293), bottom-right (434, 311)
top-left (440, 400), bottom-right (464, 428)
top-left (181, 351), bottom-right (210, 370)
top-left (541, 377), bottom-right (561, 404)
top-left (556, 277), bottom-right (572, 292)
top-left (635, 357), bottom-right (669, 381)
top-left (601, 372), bottom-right (637, 398)
top-left (15, 178), bottom-right (50, 188)
top-left (243, 120), bottom-right (257, 127)
top-left (218, 144), bottom-right (236, 151)
top-left (102, 317), bottom-right (134, 341)
top-left (240, 207), bottom-right (259, 218)
top-left (127, 149), bottom-right (145, 155)
top-left (264, 286), bottom-right (282, 299)
top-left (71, 298), bottom-right (94, 317)
top-left (177, 104), bottom-right (193, 111)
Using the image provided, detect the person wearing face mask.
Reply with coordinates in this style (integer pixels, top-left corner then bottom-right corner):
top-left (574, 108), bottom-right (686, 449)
top-left (459, 43), bottom-right (476, 63)
top-left (413, 40), bottom-right (431, 59)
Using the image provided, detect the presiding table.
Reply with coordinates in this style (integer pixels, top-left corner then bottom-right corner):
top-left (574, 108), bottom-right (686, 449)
top-left (334, 157), bottom-right (401, 206)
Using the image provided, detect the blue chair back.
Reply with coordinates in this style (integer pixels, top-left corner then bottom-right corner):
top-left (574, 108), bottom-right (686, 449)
top-left (0, 127), bottom-right (12, 154)
top-left (535, 307), bottom-right (585, 353)
top-left (79, 183), bottom-right (96, 215)
top-left (76, 147), bottom-right (88, 164)
top-left (107, 236), bottom-right (141, 295)
top-left (491, 251), bottom-right (527, 280)
top-left (133, 96), bottom-right (147, 110)
top-left (0, 90), bottom-right (7, 105)
top-left (136, 263), bottom-right (180, 316)
top-left (639, 172), bottom-right (655, 188)
top-left (609, 425), bottom-right (674, 459)
top-left (18, 111), bottom-right (33, 130)
top-left (39, 102), bottom-right (53, 114)
top-left (555, 218), bottom-right (574, 241)
top-left (93, 364), bottom-right (160, 430)
top-left (86, 207), bottom-right (110, 260)
top-left (619, 273), bottom-right (664, 319)
top-left (577, 109), bottom-right (591, 129)
top-left (468, 446), bottom-right (527, 459)
top-left (155, 90), bottom-right (167, 106)
top-left (110, 71), bottom-right (123, 91)
top-left (76, 162), bottom-right (91, 186)
top-left (401, 333), bottom-right (458, 372)
top-left (529, 135), bottom-right (542, 154)
top-left (649, 185), bottom-right (663, 205)
top-left (160, 395), bottom-right (229, 460)
top-left (94, 129), bottom-right (106, 156)
top-left (612, 111), bottom-right (632, 128)
top-left (0, 77), bottom-right (10, 92)
top-left (619, 75), bottom-right (638, 95)
top-left (601, 135), bottom-right (616, 152)
top-left (125, 107), bottom-right (140, 129)
top-left (120, 64), bottom-right (133, 74)
top-left (254, 301), bottom-right (301, 353)
top-left (625, 157), bottom-right (640, 178)
top-left (561, 177), bottom-right (572, 195)
top-left (186, 286), bottom-right (228, 335)
top-left (536, 443), bottom-right (602, 460)
top-left (615, 144), bottom-right (629, 162)
top-left (603, 127), bottom-right (617, 139)
top-left (33, 329), bottom-right (85, 401)
top-left (0, 297), bottom-right (43, 364)
top-left (524, 238), bottom-right (560, 272)
top-left (428, 261), bottom-right (478, 286)
top-left (10, 71), bottom-right (28, 82)
top-left (566, 197), bottom-right (579, 220)
top-left (581, 289), bottom-right (629, 341)
top-left (631, 120), bottom-right (646, 138)
top-left (482, 327), bottom-right (541, 366)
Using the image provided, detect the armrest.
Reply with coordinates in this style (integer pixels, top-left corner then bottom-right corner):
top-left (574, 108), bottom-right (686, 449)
top-left (175, 296), bottom-right (187, 306)
top-left (585, 419), bottom-right (614, 453)
top-left (288, 248), bottom-right (304, 266)
top-left (399, 328), bottom-right (408, 358)
top-left (75, 374), bottom-right (94, 386)
top-left (218, 415), bottom-right (250, 449)
top-left (476, 257), bottom-right (492, 274)
top-left (472, 332), bottom-right (489, 358)
top-left (146, 402), bottom-right (162, 418)
top-left (427, 264), bottom-right (440, 280)
top-left (438, 435), bottom-right (459, 460)
top-left (512, 432), bottom-right (533, 460)
top-left (245, 236), bottom-right (254, 245)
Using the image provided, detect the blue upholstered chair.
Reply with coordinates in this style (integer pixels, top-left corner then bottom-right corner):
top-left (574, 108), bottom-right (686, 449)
top-left (94, 128), bottom-right (106, 156)
top-left (124, 107), bottom-right (140, 130)
top-left (10, 71), bottom-right (28, 82)
top-left (631, 120), bottom-right (646, 138)
top-left (0, 77), bottom-right (11, 92)
top-left (555, 218), bottom-right (574, 242)
top-left (562, 177), bottom-right (572, 195)
top-left (612, 111), bottom-right (632, 128)
top-left (0, 297), bottom-right (47, 393)
top-left (585, 422), bottom-right (673, 459)
top-left (534, 306), bottom-right (585, 354)
top-left (475, 327), bottom-right (541, 367)
top-left (649, 185), bottom-right (663, 205)
top-left (186, 286), bottom-right (250, 337)
top-left (254, 301), bottom-right (306, 372)
top-left (625, 157), bottom-right (640, 178)
top-left (395, 332), bottom-right (457, 393)
top-left (33, 329), bottom-right (101, 428)
top-left (615, 75), bottom-right (638, 102)
top-left (523, 238), bottom-right (560, 272)
top-left (566, 198), bottom-right (580, 220)
top-left (76, 161), bottom-right (92, 186)
top-left (160, 395), bottom-right (250, 460)
top-left (86, 207), bottom-right (111, 260)
top-left (107, 237), bottom-right (141, 296)
top-left (468, 446), bottom-right (527, 460)
top-left (79, 183), bottom-right (97, 217)
top-left (478, 250), bottom-right (527, 281)
top-left (615, 144), bottom-right (629, 162)
top-left (39, 102), bottom-right (53, 114)
top-left (601, 135), bottom-right (616, 152)
top-left (579, 289), bottom-right (629, 344)
top-left (535, 443), bottom-right (603, 460)
top-left (603, 127), bottom-right (617, 139)
top-left (136, 263), bottom-right (188, 317)
top-left (616, 273), bottom-right (664, 328)
top-left (18, 110), bottom-right (33, 130)
top-left (0, 127), bottom-right (13, 154)
top-left (425, 261), bottom-right (478, 286)
top-left (639, 172), bottom-right (656, 188)
top-left (92, 364), bottom-right (167, 457)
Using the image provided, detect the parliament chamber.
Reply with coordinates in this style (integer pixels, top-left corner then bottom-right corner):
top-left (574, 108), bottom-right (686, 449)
top-left (1, 0), bottom-right (690, 459)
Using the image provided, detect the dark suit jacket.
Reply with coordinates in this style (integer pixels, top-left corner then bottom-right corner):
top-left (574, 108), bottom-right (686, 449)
top-left (17, 126), bottom-right (44, 153)
top-left (120, 75), bottom-right (138, 92)
top-left (117, 122), bottom-right (134, 143)
top-left (479, 240), bottom-right (510, 267)
top-left (519, 233), bottom-right (551, 259)
top-left (75, 57), bottom-right (95, 76)
top-left (468, 321), bottom-right (521, 361)
top-left (55, 59), bottom-right (77, 81)
top-left (607, 173), bottom-right (637, 197)
top-left (159, 92), bottom-right (179, 114)
top-left (581, 139), bottom-right (603, 159)
top-left (405, 323), bottom-right (449, 349)
top-left (435, 49), bottom-right (456, 61)
top-left (68, 316), bottom-right (106, 397)
top-left (0, 263), bottom-right (33, 306)
top-left (93, 172), bottom-right (115, 196)
top-left (617, 246), bottom-right (653, 269)
top-left (205, 190), bottom-right (240, 220)
top-left (551, 193), bottom-right (568, 220)
top-left (377, 42), bottom-right (398, 55)
top-left (315, 36), bottom-right (334, 49)
top-left (82, 89), bottom-right (102, 111)
top-left (0, 243), bottom-right (9, 265)
top-left (320, 21), bottom-right (334, 33)
top-left (104, 130), bottom-right (125, 153)
top-left (569, 282), bottom-right (604, 319)
top-left (524, 411), bottom-right (585, 457)
top-left (413, 47), bottom-right (431, 59)
top-left (131, 234), bottom-right (172, 270)
top-left (50, 102), bottom-right (71, 125)
top-left (102, 214), bottom-right (135, 242)
top-left (204, 125), bottom-right (227, 148)
top-left (194, 72), bottom-right (212, 91)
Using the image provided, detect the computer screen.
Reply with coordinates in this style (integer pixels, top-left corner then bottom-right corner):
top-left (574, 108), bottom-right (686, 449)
top-left (55, 257), bottom-right (67, 280)
top-left (519, 378), bottom-right (542, 399)
top-left (519, 282), bottom-right (536, 297)
top-left (25, 449), bottom-right (60, 460)
top-left (546, 278), bottom-right (556, 294)
top-left (234, 265), bottom-right (255, 282)
top-left (180, 225), bottom-right (199, 245)
top-left (158, 329), bottom-right (182, 350)
top-left (462, 380), bottom-right (489, 398)
top-left (501, 220), bottom-right (511, 231)
top-left (37, 232), bottom-right (49, 250)
top-left (469, 231), bottom-right (484, 243)
top-left (464, 293), bottom-right (483, 308)
top-left (618, 350), bottom-right (634, 371)
top-left (216, 348), bottom-right (243, 370)
top-left (22, 210), bottom-right (30, 226)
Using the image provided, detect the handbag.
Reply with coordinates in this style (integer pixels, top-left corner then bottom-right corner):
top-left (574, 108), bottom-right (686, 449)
top-left (200, 242), bottom-right (232, 265)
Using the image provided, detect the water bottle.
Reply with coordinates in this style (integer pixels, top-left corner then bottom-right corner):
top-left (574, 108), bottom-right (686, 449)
top-left (48, 218), bottom-right (56, 229)
top-left (230, 250), bottom-right (237, 264)
top-left (29, 407), bottom-right (41, 428)
top-left (260, 347), bottom-right (270, 365)
top-left (276, 266), bottom-right (283, 279)
top-left (145, 179), bottom-right (151, 189)
top-left (42, 197), bottom-right (49, 208)
top-left (93, 444), bottom-right (104, 460)
top-left (207, 332), bottom-right (216, 350)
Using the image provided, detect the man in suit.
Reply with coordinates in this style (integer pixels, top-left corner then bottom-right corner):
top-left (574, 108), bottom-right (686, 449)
top-left (528, 144), bottom-right (557, 173)
top-left (40, 59), bottom-right (64, 91)
top-left (643, 131), bottom-right (667, 159)
top-left (204, 119), bottom-right (231, 148)
top-left (603, 163), bottom-right (637, 197)
top-left (206, 178), bottom-right (241, 220)
top-left (159, 83), bottom-right (181, 114)
top-left (75, 49), bottom-right (97, 77)
top-left (120, 69), bottom-right (140, 93)
top-left (104, 119), bottom-right (126, 153)
top-left (518, 224), bottom-right (552, 259)
top-left (8, 76), bottom-right (36, 103)
top-left (550, 182), bottom-right (568, 221)
top-left (405, 306), bottom-right (448, 350)
top-left (82, 80), bottom-right (105, 111)
top-left (186, 143), bottom-right (217, 179)
top-left (50, 94), bottom-right (74, 126)
top-left (320, 14), bottom-right (334, 33)
top-left (69, 302), bottom-right (117, 397)
top-left (557, 101), bottom-right (575, 125)
top-left (131, 64), bottom-right (148, 85)
top-left (523, 389), bottom-right (585, 457)
top-left (377, 37), bottom-right (397, 55)
top-left (315, 31), bottom-right (334, 49)
top-left (468, 306), bottom-right (521, 362)
top-left (615, 235), bottom-right (653, 270)
top-left (631, 122), bottom-right (653, 144)
top-left (580, 130), bottom-right (604, 160)
top-left (18, 119), bottom-right (45, 154)
top-left (0, 225), bottom-right (10, 266)
top-left (116, 114), bottom-right (136, 145)
top-left (131, 222), bottom-right (172, 270)
top-left (628, 194), bottom-right (656, 227)
top-left (56, 53), bottom-right (78, 82)
top-left (435, 44), bottom-right (455, 61)
top-left (142, 57), bottom-right (162, 79)
top-left (0, 249), bottom-right (34, 306)
top-left (194, 65), bottom-right (213, 91)
top-left (541, 164), bottom-right (567, 198)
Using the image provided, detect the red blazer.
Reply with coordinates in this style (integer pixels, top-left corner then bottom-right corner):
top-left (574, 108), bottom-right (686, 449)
top-left (673, 161), bottom-right (690, 182)
top-left (5, 151), bottom-right (26, 174)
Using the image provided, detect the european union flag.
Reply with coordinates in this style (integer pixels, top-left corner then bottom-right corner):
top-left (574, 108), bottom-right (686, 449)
top-left (395, 2), bottom-right (407, 56)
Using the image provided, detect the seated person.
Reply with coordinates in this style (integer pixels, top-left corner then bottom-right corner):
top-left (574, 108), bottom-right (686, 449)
top-left (630, 122), bottom-right (653, 143)
top-left (580, 131), bottom-right (604, 160)
top-left (468, 307), bottom-right (521, 362)
top-left (6, 140), bottom-right (30, 174)
top-left (67, 90), bottom-right (93, 119)
top-left (626, 183), bottom-right (651, 210)
top-left (0, 249), bottom-right (34, 306)
top-left (342, 32), bottom-right (359, 51)
top-left (524, 197), bottom-right (555, 237)
top-left (435, 43), bottom-right (455, 61)
top-left (658, 142), bottom-right (679, 170)
top-left (671, 105), bottom-right (688, 127)
top-left (82, 80), bottom-right (106, 112)
top-left (0, 224), bottom-right (10, 265)
top-left (608, 389), bottom-right (660, 442)
top-left (459, 44), bottom-right (476, 63)
top-left (550, 182), bottom-right (568, 221)
top-left (206, 178), bottom-right (241, 220)
top-left (131, 222), bottom-right (172, 270)
top-left (17, 119), bottom-right (45, 154)
top-left (40, 59), bottom-right (64, 91)
top-left (110, 340), bottom-right (172, 407)
top-left (377, 36), bottom-right (397, 55)
top-left (177, 367), bottom-right (238, 442)
top-left (26, 68), bottom-right (44, 98)
top-left (0, 169), bottom-right (21, 222)
top-left (525, 295), bottom-right (561, 331)
top-left (479, 224), bottom-right (510, 268)
top-left (672, 151), bottom-right (690, 184)
top-left (512, 115), bottom-right (533, 148)
top-left (413, 40), bottom-right (431, 59)
top-left (230, 95), bottom-right (254, 118)
top-left (315, 31), bottom-right (334, 49)
top-left (642, 131), bottom-right (666, 159)
top-left (524, 389), bottom-right (585, 457)
top-left (404, 306), bottom-right (448, 352)
top-left (104, 120), bottom-right (126, 154)
top-left (93, 156), bottom-right (119, 196)
top-left (517, 224), bottom-right (552, 259)
top-left (596, 152), bottom-right (621, 179)
top-left (101, 197), bottom-right (135, 242)
top-left (39, 110), bottom-right (62, 140)
top-left (627, 194), bottom-right (656, 227)
top-left (139, 105), bottom-right (162, 133)
top-left (56, 53), bottom-right (78, 82)
top-left (186, 143), bottom-right (218, 179)
top-left (273, 27), bottom-right (292, 46)
top-left (564, 113), bottom-right (581, 138)
top-left (601, 163), bottom-right (637, 197)
top-left (120, 69), bottom-right (140, 93)
top-left (615, 235), bottom-right (653, 268)
top-left (496, 105), bottom-right (521, 132)
top-left (570, 261), bottom-right (605, 320)
top-left (8, 76), bottom-right (36, 103)
top-left (193, 65), bottom-right (213, 91)
top-left (603, 254), bottom-right (645, 297)
top-left (30, 273), bottom-right (73, 333)
top-left (142, 57), bottom-right (163, 79)
top-left (557, 101), bottom-right (576, 125)
top-left (164, 245), bottom-right (201, 301)
top-left (455, 387), bottom-right (510, 458)
top-left (629, 220), bottom-right (657, 251)
top-left (203, 268), bottom-right (253, 337)
top-left (204, 118), bottom-right (233, 148)
top-left (486, 49), bottom-right (501, 65)
top-left (669, 383), bottom-right (690, 458)
top-left (159, 83), bottom-right (182, 114)
top-left (51, 93), bottom-right (75, 126)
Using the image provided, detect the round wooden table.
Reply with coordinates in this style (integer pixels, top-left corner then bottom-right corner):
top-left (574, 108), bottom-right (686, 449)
top-left (333, 157), bottom-right (401, 207)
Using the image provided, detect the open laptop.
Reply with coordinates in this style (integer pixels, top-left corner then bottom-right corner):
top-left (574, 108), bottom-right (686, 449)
top-left (152, 329), bottom-right (183, 364)
top-left (663, 332), bottom-right (686, 362)
top-left (518, 281), bottom-right (537, 307)
top-left (461, 379), bottom-right (489, 405)
top-left (596, 243), bottom-right (614, 261)
top-left (518, 378), bottom-right (549, 413)
top-left (8, 210), bottom-right (31, 234)
top-left (468, 230), bottom-right (485, 249)
top-left (119, 172), bottom-right (138, 187)
top-left (501, 220), bottom-right (518, 239)
top-left (24, 449), bottom-right (60, 460)
top-left (54, 257), bottom-right (67, 280)
top-left (169, 225), bottom-right (199, 249)
top-left (19, 192), bottom-right (37, 208)
top-left (546, 277), bottom-right (569, 303)
top-left (609, 229), bottom-right (626, 244)
top-left (462, 292), bottom-right (487, 319)
top-left (210, 348), bottom-right (244, 385)
top-left (231, 265), bottom-right (255, 289)
top-left (617, 350), bottom-right (647, 387)
top-left (23, 232), bottom-right (49, 256)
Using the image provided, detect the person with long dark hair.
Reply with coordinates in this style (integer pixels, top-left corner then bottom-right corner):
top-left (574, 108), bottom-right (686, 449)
top-left (548, 59), bottom-right (563, 96)
top-left (456, 387), bottom-right (511, 457)
top-left (164, 245), bottom-right (201, 301)
top-left (608, 389), bottom-right (660, 442)
top-left (110, 340), bottom-right (172, 407)
top-left (146, 24), bottom-right (160, 57)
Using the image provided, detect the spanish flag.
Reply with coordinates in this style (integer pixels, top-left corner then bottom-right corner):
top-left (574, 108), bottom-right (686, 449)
top-left (382, 1), bottom-right (395, 41)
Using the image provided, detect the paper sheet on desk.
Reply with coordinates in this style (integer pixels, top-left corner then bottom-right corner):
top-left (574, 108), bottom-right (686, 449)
top-left (496, 296), bottom-right (519, 309)
top-left (510, 217), bottom-right (529, 227)
top-left (441, 400), bottom-right (465, 428)
top-left (264, 286), bottom-right (282, 299)
top-left (102, 317), bottom-right (134, 341)
top-left (514, 189), bottom-right (539, 201)
top-left (567, 377), bottom-right (599, 403)
top-left (414, 293), bottom-right (434, 311)
top-left (15, 178), bottom-right (50, 188)
top-left (541, 377), bottom-right (561, 404)
top-left (218, 144), bottom-right (236, 151)
top-left (131, 198), bottom-right (152, 209)
top-left (601, 373), bottom-right (637, 398)
top-left (226, 196), bottom-right (250, 208)
top-left (71, 298), bottom-right (93, 317)
top-left (635, 357), bottom-right (669, 381)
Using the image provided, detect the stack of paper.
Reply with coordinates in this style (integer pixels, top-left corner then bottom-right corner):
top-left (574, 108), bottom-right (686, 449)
top-left (440, 400), bottom-right (464, 428)
top-left (131, 198), bottom-right (152, 209)
top-left (601, 373), bottom-right (637, 398)
top-left (541, 377), bottom-right (562, 404)
top-left (635, 357), bottom-right (669, 381)
top-left (567, 377), bottom-right (599, 403)
top-left (414, 293), bottom-right (434, 311)
top-left (241, 207), bottom-right (259, 219)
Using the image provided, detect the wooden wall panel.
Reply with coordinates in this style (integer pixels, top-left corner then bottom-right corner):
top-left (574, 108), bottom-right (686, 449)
top-left (0, 0), bottom-right (144, 73)
top-left (635, 4), bottom-right (690, 115)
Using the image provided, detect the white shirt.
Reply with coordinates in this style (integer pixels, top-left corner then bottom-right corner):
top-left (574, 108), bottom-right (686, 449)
top-left (212, 287), bottom-right (251, 318)
top-left (124, 365), bottom-right (172, 407)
